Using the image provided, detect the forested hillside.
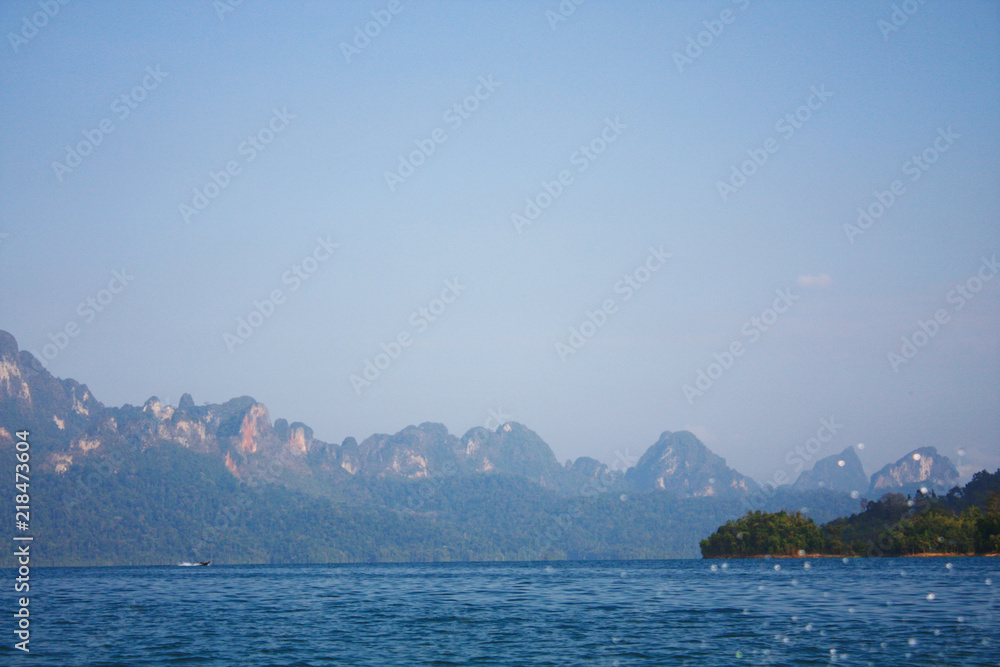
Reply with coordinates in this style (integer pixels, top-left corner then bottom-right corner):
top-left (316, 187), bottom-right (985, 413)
top-left (701, 470), bottom-right (1000, 558)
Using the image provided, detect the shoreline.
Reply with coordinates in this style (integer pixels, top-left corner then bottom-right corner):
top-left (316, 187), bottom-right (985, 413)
top-left (704, 552), bottom-right (999, 559)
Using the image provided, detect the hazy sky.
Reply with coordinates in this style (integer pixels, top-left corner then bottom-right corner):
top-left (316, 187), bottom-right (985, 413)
top-left (2, 1), bottom-right (998, 483)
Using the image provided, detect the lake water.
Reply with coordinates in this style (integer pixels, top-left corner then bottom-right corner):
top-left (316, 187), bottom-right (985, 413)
top-left (5, 557), bottom-right (998, 666)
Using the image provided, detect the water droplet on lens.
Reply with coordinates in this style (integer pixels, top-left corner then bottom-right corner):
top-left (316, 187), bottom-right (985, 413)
top-left (804, 562), bottom-right (811, 569)
top-left (721, 562), bottom-right (728, 569)
top-left (912, 453), bottom-right (921, 460)
top-left (945, 562), bottom-right (953, 570)
top-left (933, 629), bottom-right (941, 636)
top-left (842, 558), bottom-right (849, 564)
top-left (619, 494), bottom-right (627, 501)
top-left (774, 564), bottom-right (781, 571)
top-left (857, 442), bottom-right (865, 449)
top-left (957, 616), bottom-right (965, 622)
top-left (957, 448), bottom-right (966, 456)
top-left (926, 593), bottom-right (935, 600)
top-left (850, 490), bottom-right (860, 499)
top-left (837, 460), bottom-right (846, 467)
top-left (710, 564), bottom-right (718, 572)
top-left (805, 623), bottom-right (813, 631)
top-left (735, 651), bottom-right (743, 658)
top-left (908, 638), bottom-right (918, 646)
top-left (797, 549), bottom-right (806, 556)
top-left (920, 486), bottom-right (929, 494)
top-left (985, 578), bottom-right (992, 585)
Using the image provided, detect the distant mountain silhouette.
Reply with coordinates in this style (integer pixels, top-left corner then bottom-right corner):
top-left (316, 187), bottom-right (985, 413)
top-left (0, 328), bottom-right (951, 565)
top-left (868, 447), bottom-right (959, 495)
top-left (625, 430), bottom-right (759, 497)
top-left (792, 446), bottom-right (868, 495)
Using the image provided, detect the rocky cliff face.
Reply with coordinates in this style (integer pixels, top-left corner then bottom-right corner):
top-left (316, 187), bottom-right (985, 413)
top-left (0, 330), bottom-right (748, 498)
top-left (793, 446), bottom-right (868, 495)
top-left (0, 330), bottom-right (616, 493)
top-left (7, 327), bottom-right (956, 504)
top-left (350, 421), bottom-right (620, 493)
top-left (0, 331), bottom-right (104, 466)
top-left (625, 431), bottom-right (758, 497)
top-left (358, 422), bottom-right (460, 479)
top-left (868, 447), bottom-right (959, 494)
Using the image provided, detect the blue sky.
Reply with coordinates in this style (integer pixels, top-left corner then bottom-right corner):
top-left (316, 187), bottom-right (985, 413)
top-left (2, 0), bottom-right (998, 483)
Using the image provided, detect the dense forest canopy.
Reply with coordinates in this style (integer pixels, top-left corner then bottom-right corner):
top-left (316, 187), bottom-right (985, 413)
top-left (701, 470), bottom-right (1000, 558)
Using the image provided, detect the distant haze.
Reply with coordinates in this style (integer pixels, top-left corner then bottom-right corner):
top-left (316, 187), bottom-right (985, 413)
top-left (1, 1), bottom-right (997, 483)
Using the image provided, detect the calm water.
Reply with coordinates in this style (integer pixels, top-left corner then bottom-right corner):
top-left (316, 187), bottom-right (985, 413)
top-left (4, 558), bottom-right (998, 666)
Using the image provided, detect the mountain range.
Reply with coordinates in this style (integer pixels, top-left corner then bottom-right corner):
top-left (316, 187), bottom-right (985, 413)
top-left (0, 329), bottom-right (967, 564)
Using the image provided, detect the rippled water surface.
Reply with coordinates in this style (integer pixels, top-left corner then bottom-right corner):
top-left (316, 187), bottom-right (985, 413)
top-left (5, 558), bottom-right (998, 666)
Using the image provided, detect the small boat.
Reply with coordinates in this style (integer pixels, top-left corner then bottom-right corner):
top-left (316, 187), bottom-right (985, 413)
top-left (178, 560), bottom-right (211, 567)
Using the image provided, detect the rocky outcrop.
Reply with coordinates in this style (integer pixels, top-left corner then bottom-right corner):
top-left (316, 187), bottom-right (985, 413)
top-left (869, 447), bottom-right (959, 495)
top-left (625, 431), bottom-right (758, 497)
top-left (793, 446), bottom-right (868, 494)
top-left (0, 327), bottom-right (968, 507)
